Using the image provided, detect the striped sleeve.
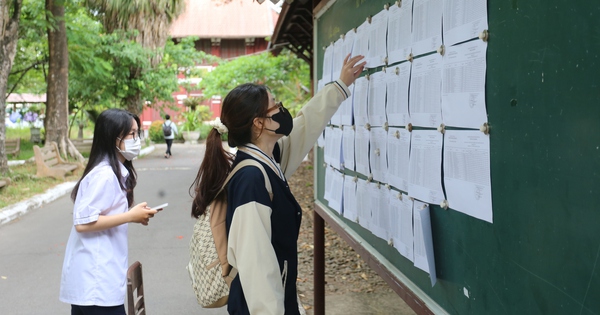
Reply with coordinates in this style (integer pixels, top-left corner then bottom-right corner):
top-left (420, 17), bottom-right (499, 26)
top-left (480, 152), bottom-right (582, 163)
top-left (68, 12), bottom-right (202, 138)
top-left (277, 78), bottom-right (351, 178)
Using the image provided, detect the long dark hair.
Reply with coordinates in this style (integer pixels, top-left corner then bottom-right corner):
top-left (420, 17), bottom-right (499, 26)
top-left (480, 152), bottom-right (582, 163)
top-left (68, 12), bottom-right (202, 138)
top-left (71, 108), bottom-right (141, 207)
top-left (190, 83), bottom-right (270, 218)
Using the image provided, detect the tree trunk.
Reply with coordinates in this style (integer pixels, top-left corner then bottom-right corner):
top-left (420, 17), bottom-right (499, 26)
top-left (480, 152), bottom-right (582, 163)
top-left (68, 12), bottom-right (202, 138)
top-left (0, 0), bottom-right (23, 175)
top-left (45, 0), bottom-right (69, 158)
top-left (125, 92), bottom-right (143, 116)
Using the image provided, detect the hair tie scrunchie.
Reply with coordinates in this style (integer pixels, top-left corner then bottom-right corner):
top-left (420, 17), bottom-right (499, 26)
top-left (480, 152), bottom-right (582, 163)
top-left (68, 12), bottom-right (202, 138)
top-left (208, 117), bottom-right (229, 135)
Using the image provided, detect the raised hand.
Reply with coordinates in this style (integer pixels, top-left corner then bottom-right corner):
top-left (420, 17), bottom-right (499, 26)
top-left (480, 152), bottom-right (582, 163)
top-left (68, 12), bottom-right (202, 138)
top-left (339, 54), bottom-right (367, 87)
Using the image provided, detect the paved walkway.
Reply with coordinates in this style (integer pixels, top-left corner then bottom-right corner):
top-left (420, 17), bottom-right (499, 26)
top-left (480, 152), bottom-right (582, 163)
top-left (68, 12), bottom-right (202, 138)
top-left (0, 143), bottom-right (417, 315)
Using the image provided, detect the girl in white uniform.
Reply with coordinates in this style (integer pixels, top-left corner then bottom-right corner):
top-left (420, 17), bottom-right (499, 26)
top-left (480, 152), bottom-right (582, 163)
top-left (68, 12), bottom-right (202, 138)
top-left (59, 108), bottom-right (158, 315)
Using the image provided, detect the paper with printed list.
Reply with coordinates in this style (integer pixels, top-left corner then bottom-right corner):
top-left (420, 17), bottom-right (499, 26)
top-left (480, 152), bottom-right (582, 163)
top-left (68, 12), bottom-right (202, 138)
top-left (409, 53), bottom-right (442, 128)
top-left (342, 127), bottom-right (355, 171)
top-left (413, 200), bottom-right (437, 287)
top-left (441, 40), bottom-right (487, 129)
top-left (352, 20), bottom-right (371, 68)
top-left (369, 183), bottom-right (390, 241)
top-left (408, 130), bottom-right (445, 205)
top-left (322, 44), bottom-right (333, 83)
top-left (343, 176), bottom-right (358, 222)
top-left (354, 125), bottom-right (370, 176)
top-left (443, 0), bottom-right (488, 47)
top-left (387, 1), bottom-right (413, 65)
top-left (367, 9), bottom-right (389, 68)
top-left (356, 178), bottom-right (372, 231)
top-left (411, 0), bottom-right (443, 56)
top-left (324, 127), bottom-right (343, 170)
top-left (385, 62), bottom-right (411, 127)
top-left (388, 191), bottom-right (414, 262)
top-left (340, 83), bottom-right (354, 126)
top-left (353, 76), bottom-right (369, 126)
top-left (387, 127), bottom-right (411, 192)
top-left (369, 127), bottom-right (388, 183)
top-left (367, 71), bottom-right (387, 127)
top-left (324, 167), bottom-right (344, 215)
top-left (443, 130), bottom-right (493, 223)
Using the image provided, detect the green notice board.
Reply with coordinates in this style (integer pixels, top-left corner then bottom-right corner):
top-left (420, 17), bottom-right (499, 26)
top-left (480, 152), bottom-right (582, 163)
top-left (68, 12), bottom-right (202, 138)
top-left (313, 1), bottom-right (600, 314)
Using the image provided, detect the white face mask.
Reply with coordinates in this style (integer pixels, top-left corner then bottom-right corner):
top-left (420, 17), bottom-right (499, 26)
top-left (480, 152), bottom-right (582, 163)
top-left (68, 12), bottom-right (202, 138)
top-left (117, 137), bottom-right (141, 161)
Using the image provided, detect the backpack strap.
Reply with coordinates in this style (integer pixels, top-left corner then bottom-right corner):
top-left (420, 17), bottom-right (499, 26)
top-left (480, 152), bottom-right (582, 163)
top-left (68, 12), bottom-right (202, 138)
top-left (210, 159), bottom-right (273, 283)
top-left (218, 159), bottom-right (273, 201)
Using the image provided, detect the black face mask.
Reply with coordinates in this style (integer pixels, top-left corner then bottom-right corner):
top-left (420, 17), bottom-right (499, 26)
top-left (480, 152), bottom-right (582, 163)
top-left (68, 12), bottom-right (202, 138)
top-left (265, 105), bottom-right (293, 136)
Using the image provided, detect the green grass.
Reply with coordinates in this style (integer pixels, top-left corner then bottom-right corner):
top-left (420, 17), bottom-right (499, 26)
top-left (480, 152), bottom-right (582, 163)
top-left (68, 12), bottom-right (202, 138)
top-left (0, 162), bottom-right (81, 208)
top-left (6, 125), bottom-right (97, 160)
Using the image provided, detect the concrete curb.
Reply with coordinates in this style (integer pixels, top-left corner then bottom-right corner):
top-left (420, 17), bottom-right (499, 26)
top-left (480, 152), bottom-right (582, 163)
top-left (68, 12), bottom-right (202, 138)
top-left (0, 146), bottom-right (155, 227)
top-left (0, 181), bottom-right (76, 226)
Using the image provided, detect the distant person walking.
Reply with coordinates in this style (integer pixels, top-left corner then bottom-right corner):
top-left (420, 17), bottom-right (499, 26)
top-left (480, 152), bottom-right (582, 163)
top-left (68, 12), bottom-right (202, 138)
top-left (163, 114), bottom-right (178, 158)
top-left (59, 108), bottom-right (159, 315)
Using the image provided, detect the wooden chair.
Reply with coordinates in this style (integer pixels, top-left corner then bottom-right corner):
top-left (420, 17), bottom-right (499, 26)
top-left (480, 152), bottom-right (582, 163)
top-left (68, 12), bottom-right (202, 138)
top-left (6, 138), bottom-right (21, 158)
top-left (33, 141), bottom-right (82, 179)
top-left (127, 261), bottom-right (146, 315)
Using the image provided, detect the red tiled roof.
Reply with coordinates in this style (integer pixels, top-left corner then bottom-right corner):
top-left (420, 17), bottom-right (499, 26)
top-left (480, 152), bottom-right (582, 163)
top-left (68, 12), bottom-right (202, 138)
top-left (6, 93), bottom-right (46, 103)
top-left (169, 0), bottom-right (278, 39)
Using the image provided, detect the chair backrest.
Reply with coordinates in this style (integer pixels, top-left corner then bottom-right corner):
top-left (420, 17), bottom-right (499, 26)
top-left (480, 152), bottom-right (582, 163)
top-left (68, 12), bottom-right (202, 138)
top-left (127, 261), bottom-right (146, 315)
top-left (34, 141), bottom-right (64, 167)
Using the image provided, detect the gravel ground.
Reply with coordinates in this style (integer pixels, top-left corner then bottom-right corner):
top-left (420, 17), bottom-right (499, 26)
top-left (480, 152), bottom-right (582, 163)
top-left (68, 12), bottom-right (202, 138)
top-left (288, 158), bottom-right (396, 314)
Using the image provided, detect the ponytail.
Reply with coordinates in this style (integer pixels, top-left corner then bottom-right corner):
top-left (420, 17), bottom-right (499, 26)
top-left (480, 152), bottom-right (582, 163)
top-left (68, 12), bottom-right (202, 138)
top-left (190, 128), bottom-right (234, 218)
top-left (191, 82), bottom-right (269, 218)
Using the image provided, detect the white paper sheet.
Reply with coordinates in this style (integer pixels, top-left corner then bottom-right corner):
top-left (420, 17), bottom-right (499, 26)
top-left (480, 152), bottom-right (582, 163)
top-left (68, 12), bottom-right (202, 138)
top-left (369, 184), bottom-right (390, 241)
top-left (356, 178), bottom-right (372, 230)
top-left (344, 28), bottom-right (357, 58)
top-left (328, 169), bottom-right (344, 214)
top-left (387, 2), bottom-right (413, 65)
top-left (412, 0), bottom-right (443, 56)
top-left (367, 71), bottom-right (387, 127)
top-left (324, 127), bottom-right (343, 170)
top-left (353, 76), bottom-right (369, 126)
top-left (367, 9), bottom-right (389, 67)
top-left (409, 53), bottom-right (443, 128)
top-left (340, 83), bottom-right (354, 126)
top-left (353, 20), bottom-right (371, 68)
top-left (323, 127), bottom-right (332, 166)
top-left (343, 176), bottom-right (358, 222)
top-left (369, 127), bottom-right (388, 183)
top-left (342, 126), bottom-right (355, 171)
top-left (408, 130), bottom-right (445, 205)
top-left (385, 62), bottom-right (411, 127)
top-left (324, 166), bottom-right (334, 202)
top-left (354, 125), bottom-right (371, 176)
top-left (389, 192), bottom-right (414, 262)
top-left (322, 44), bottom-right (334, 83)
top-left (441, 40), bottom-right (488, 128)
top-left (387, 127), bottom-right (411, 192)
top-left (413, 201), bottom-right (437, 286)
top-left (332, 37), bottom-right (345, 81)
top-left (443, 130), bottom-right (493, 223)
top-left (443, 0), bottom-right (488, 47)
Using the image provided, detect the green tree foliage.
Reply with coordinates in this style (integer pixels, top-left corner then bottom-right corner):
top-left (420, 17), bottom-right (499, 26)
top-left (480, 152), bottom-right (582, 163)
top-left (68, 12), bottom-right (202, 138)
top-left (199, 50), bottom-right (310, 116)
top-left (10, 1), bottom-right (211, 118)
top-left (7, 0), bottom-right (48, 95)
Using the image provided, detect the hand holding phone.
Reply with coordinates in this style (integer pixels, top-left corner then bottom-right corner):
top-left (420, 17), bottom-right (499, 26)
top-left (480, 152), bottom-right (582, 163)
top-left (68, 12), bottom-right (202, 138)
top-left (150, 203), bottom-right (168, 211)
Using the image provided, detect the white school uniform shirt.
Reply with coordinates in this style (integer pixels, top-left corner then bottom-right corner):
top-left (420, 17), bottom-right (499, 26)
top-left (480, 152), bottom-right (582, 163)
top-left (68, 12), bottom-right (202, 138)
top-left (59, 159), bottom-right (130, 306)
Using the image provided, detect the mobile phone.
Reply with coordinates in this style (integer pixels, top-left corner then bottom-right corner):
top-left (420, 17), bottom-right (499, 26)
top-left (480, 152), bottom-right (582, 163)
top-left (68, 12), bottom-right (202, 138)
top-left (150, 203), bottom-right (168, 210)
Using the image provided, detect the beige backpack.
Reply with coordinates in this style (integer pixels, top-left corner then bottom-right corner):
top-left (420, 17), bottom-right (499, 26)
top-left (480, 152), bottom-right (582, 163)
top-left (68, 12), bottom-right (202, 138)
top-left (187, 159), bottom-right (272, 308)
